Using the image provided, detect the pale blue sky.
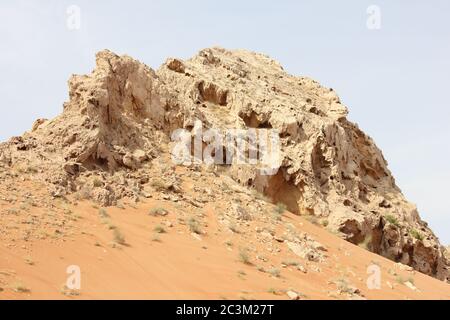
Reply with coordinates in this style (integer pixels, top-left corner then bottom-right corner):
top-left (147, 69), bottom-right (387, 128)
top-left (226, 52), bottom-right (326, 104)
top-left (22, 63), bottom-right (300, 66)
top-left (1, 1), bottom-right (449, 243)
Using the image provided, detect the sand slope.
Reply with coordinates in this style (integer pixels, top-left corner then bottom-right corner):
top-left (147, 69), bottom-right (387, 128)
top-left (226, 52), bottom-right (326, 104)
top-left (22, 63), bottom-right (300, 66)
top-left (1, 189), bottom-right (449, 300)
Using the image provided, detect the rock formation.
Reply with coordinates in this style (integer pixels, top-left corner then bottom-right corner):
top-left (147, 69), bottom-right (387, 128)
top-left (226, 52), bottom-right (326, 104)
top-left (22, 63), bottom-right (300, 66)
top-left (0, 47), bottom-right (448, 281)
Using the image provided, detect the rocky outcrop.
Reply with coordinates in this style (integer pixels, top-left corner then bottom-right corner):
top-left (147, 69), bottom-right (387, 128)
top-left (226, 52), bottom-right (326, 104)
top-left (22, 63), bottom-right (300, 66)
top-left (0, 47), bottom-right (447, 281)
top-left (157, 48), bottom-right (449, 281)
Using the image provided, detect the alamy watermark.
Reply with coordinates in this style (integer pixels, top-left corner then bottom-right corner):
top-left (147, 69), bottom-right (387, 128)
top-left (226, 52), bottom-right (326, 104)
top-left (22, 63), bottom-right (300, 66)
top-left (366, 5), bottom-right (381, 30)
top-left (171, 120), bottom-right (281, 176)
top-left (66, 5), bottom-right (81, 30)
top-left (66, 265), bottom-right (81, 290)
top-left (366, 264), bottom-right (381, 290)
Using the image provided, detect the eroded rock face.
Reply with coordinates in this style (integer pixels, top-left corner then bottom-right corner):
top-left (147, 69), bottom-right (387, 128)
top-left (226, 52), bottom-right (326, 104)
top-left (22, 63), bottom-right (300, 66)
top-left (0, 47), bottom-right (447, 281)
top-left (156, 48), bottom-right (448, 281)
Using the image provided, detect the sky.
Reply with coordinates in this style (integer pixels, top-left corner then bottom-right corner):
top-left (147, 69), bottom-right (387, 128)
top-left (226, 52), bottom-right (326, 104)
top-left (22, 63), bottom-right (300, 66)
top-left (1, 0), bottom-right (449, 243)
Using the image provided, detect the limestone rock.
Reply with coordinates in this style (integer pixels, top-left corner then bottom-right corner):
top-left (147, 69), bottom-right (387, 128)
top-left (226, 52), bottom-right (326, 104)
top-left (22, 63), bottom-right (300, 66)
top-left (0, 47), bottom-right (447, 281)
top-left (286, 290), bottom-right (300, 300)
top-left (286, 241), bottom-right (325, 262)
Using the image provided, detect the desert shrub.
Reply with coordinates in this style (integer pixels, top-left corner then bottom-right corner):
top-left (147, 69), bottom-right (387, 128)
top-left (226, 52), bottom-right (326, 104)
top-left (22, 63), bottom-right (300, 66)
top-left (153, 225), bottom-right (166, 234)
top-left (101, 218), bottom-right (116, 230)
top-left (93, 178), bottom-right (103, 188)
top-left (237, 270), bottom-right (246, 277)
top-left (305, 215), bottom-right (319, 226)
top-left (267, 288), bottom-right (277, 294)
top-left (385, 214), bottom-right (400, 227)
top-left (238, 248), bottom-right (251, 265)
top-left (113, 229), bottom-right (126, 245)
top-left (98, 208), bottom-right (109, 218)
top-left (151, 234), bottom-right (161, 242)
top-left (24, 257), bottom-right (34, 266)
top-left (334, 278), bottom-right (353, 294)
top-left (187, 217), bottom-right (202, 234)
top-left (410, 229), bottom-right (424, 241)
top-left (275, 203), bottom-right (287, 214)
top-left (268, 268), bottom-right (280, 278)
top-left (271, 212), bottom-right (282, 222)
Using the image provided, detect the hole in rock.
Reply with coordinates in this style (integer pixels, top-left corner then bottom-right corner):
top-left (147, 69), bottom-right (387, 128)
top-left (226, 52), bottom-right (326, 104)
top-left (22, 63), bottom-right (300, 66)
top-left (197, 81), bottom-right (228, 106)
top-left (82, 154), bottom-right (109, 171)
top-left (261, 170), bottom-right (302, 214)
top-left (239, 111), bottom-right (272, 129)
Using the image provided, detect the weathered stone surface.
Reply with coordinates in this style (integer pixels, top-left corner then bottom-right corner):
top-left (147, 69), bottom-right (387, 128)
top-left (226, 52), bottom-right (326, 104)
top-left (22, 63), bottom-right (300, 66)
top-left (0, 47), bottom-right (447, 281)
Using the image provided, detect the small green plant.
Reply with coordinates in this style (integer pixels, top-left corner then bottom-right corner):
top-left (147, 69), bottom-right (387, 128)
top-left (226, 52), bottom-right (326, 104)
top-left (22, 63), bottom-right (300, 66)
top-left (321, 219), bottom-right (329, 227)
top-left (275, 202), bottom-right (287, 214)
top-left (151, 234), bottom-right (161, 242)
top-left (113, 229), bottom-right (126, 245)
top-left (305, 215), bottom-right (320, 226)
top-left (271, 212), bottom-right (282, 221)
top-left (410, 229), bottom-right (424, 241)
top-left (395, 275), bottom-right (409, 285)
top-left (153, 225), bottom-right (166, 234)
top-left (238, 248), bottom-right (251, 265)
top-left (99, 208), bottom-right (109, 218)
top-left (24, 257), bottom-right (34, 266)
top-left (237, 270), bottom-right (246, 277)
top-left (93, 178), bottom-right (103, 188)
top-left (101, 218), bottom-right (116, 230)
top-left (334, 277), bottom-right (353, 294)
top-left (187, 217), bottom-right (202, 234)
top-left (385, 214), bottom-right (400, 227)
top-left (285, 223), bottom-right (297, 234)
top-left (268, 268), bottom-right (281, 278)
top-left (107, 223), bottom-right (117, 230)
top-left (268, 287), bottom-right (278, 295)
